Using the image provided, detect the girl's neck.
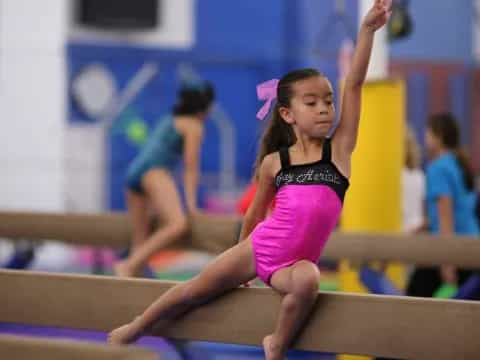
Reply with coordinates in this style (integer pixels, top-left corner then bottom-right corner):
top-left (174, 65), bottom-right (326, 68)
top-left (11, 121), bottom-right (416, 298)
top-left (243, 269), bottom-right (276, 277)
top-left (177, 114), bottom-right (202, 122)
top-left (430, 146), bottom-right (449, 160)
top-left (291, 133), bottom-right (325, 157)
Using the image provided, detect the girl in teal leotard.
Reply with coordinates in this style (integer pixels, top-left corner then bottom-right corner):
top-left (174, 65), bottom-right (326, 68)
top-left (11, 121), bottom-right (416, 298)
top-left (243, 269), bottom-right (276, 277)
top-left (115, 82), bottom-right (215, 277)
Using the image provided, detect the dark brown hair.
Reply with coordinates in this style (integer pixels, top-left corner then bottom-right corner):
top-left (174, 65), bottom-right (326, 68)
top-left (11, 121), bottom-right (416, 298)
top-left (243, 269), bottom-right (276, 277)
top-left (172, 81), bottom-right (215, 116)
top-left (428, 113), bottom-right (474, 190)
top-left (254, 68), bottom-right (324, 176)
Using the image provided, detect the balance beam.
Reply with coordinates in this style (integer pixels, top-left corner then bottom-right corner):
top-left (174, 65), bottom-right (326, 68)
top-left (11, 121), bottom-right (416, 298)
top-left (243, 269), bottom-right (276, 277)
top-left (1, 211), bottom-right (479, 267)
top-left (0, 334), bottom-right (157, 360)
top-left (326, 232), bottom-right (480, 268)
top-left (0, 211), bottom-right (131, 248)
top-left (0, 211), bottom-right (239, 252)
top-left (1, 269), bottom-right (479, 359)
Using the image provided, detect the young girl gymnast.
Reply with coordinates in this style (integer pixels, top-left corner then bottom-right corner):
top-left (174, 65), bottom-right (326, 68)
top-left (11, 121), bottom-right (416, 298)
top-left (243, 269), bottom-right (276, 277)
top-left (109, 2), bottom-right (390, 358)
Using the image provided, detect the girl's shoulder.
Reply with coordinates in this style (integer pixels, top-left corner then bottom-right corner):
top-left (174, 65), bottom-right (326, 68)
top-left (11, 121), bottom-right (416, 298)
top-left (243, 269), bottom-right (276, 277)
top-left (427, 153), bottom-right (455, 173)
top-left (174, 115), bottom-right (203, 137)
top-left (260, 152), bottom-right (282, 179)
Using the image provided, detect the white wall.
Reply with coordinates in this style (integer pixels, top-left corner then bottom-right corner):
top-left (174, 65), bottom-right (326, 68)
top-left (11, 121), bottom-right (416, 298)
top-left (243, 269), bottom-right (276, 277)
top-left (65, 124), bottom-right (105, 212)
top-left (0, 0), bottom-right (67, 211)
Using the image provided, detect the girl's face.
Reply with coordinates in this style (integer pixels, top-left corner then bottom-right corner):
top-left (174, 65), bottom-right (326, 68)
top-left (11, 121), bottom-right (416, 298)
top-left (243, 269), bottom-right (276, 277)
top-left (279, 76), bottom-right (336, 139)
top-left (425, 127), bottom-right (442, 157)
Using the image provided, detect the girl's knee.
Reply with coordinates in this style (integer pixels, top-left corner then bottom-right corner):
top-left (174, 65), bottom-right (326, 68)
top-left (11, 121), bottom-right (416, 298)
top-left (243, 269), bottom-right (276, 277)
top-left (292, 261), bottom-right (320, 298)
top-left (171, 216), bottom-right (188, 237)
top-left (159, 216), bottom-right (188, 239)
top-left (282, 293), bottom-right (301, 313)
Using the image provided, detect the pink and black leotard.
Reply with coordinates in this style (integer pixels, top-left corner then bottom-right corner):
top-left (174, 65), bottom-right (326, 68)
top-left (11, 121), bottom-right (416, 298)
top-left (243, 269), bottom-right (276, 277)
top-left (251, 138), bottom-right (350, 285)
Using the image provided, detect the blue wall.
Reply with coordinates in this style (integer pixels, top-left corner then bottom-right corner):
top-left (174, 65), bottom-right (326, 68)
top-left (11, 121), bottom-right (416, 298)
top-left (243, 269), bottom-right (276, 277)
top-left (390, 1), bottom-right (475, 63)
top-left (67, 0), bottom-right (361, 210)
top-left (68, 1), bottom-right (477, 210)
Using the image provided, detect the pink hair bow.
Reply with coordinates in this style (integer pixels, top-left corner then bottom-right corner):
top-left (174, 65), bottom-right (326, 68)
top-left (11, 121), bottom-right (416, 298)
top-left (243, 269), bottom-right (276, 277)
top-left (256, 79), bottom-right (279, 120)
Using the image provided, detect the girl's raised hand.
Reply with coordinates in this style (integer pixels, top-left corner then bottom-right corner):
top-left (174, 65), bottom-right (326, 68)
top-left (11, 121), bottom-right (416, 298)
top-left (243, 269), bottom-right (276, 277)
top-left (363, 0), bottom-right (391, 32)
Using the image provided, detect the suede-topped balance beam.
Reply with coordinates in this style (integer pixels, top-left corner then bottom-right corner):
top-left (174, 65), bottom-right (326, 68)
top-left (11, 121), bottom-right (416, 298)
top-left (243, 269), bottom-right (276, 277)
top-left (0, 211), bottom-right (238, 252)
top-left (326, 232), bottom-right (480, 268)
top-left (0, 211), bottom-right (131, 248)
top-left (0, 334), bottom-right (158, 360)
top-left (1, 269), bottom-right (479, 359)
top-left (1, 211), bottom-right (479, 267)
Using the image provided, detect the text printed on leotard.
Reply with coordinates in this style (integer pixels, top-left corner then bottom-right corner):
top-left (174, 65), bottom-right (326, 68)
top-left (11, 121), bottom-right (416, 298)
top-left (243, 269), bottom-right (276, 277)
top-left (275, 168), bottom-right (342, 188)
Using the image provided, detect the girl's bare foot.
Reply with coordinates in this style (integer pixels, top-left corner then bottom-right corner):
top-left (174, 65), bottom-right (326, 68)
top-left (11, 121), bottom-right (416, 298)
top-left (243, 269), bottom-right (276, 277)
top-left (108, 322), bottom-right (142, 345)
top-left (263, 334), bottom-right (285, 360)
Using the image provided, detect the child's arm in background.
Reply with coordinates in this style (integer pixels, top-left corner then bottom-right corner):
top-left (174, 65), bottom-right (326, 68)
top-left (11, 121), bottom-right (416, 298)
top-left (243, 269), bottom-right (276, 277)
top-left (437, 196), bottom-right (457, 284)
top-left (182, 120), bottom-right (204, 213)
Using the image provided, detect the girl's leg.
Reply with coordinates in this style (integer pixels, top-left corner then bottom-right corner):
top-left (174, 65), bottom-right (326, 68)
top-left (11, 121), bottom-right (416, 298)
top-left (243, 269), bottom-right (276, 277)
top-left (264, 261), bottom-right (320, 360)
top-left (115, 169), bottom-right (188, 277)
top-left (108, 238), bottom-right (257, 344)
top-left (114, 190), bottom-right (150, 277)
top-left (126, 190), bottom-right (150, 252)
